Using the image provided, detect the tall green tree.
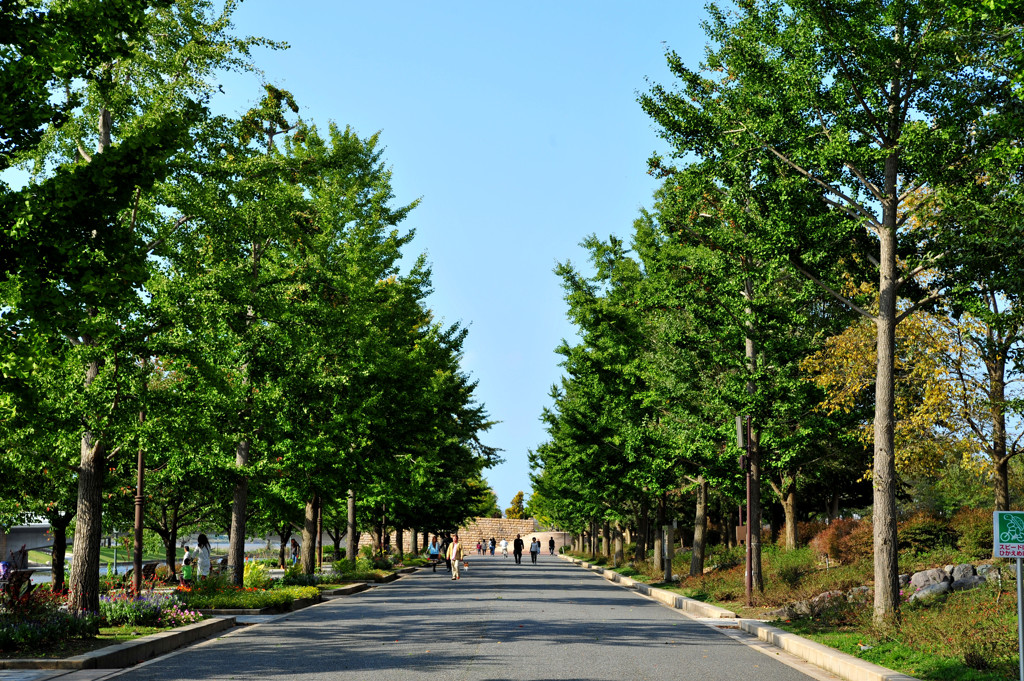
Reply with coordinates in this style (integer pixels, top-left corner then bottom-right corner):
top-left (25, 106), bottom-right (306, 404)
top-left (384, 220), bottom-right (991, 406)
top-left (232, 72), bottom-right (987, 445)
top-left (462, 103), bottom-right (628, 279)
top-left (641, 0), bottom-right (1017, 624)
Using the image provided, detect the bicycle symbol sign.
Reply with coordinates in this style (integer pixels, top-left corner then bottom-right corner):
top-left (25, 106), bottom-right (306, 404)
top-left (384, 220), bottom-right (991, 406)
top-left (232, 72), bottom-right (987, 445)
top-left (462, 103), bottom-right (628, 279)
top-left (994, 512), bottom-right (1024, 558)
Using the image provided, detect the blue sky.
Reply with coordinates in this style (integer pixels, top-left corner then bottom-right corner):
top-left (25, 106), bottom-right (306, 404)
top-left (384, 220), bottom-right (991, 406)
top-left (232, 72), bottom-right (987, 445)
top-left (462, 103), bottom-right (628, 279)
top-left (217, 1), bottom-right (711, 511)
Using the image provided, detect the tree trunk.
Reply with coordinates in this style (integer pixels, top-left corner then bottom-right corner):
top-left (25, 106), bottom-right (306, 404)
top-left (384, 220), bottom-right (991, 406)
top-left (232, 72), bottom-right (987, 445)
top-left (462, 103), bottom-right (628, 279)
top-left (637, 500), bottom-right (649, 560)
top-left (68, 389), bottom-right (105, 613)
top-left (347, 489), bottom-right (357, 567)
top-left (396, 527), bottom-right (404, 560)
top-left (50, 515), bottom-right (71, 593)
top-left (161, 526), bottom-right (179, 580)
top-left (782, 486), bottom-right (798, 551)
top-left (653, 495), bottom-right (665, 572)
top-left (278, 524), bottom-right (293, 568)
top-left (411, 528), bottom-right (418, 555)
top-left (301, 494), bottom-right (319, 574)
top-left (742, 276), bottom-right (764, 593)
top-left (989, 342), bottom-right (1010, 511)
top-left (872, 144), bottom-right (901, 626)
top-left (690, 477), bottom-right (708, 578)
top-left (227, 438), bottom-right (250, 585)
top-left (613, 522), bottom-right (624, 567)
top-left (603, 521), bottom-right (611, 558)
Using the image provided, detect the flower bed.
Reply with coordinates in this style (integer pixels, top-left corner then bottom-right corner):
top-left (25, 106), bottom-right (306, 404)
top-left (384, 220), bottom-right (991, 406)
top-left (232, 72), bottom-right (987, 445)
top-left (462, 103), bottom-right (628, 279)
top-left (99, 591), bottom-right (203, 628)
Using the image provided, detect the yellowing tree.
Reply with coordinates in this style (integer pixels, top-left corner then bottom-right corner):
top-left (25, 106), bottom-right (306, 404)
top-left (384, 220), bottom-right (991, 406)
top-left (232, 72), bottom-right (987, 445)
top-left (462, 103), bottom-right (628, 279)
top-left (801, 310), bottom-right (978, 479)
top-left (505, 491), bottom-right (527, 519)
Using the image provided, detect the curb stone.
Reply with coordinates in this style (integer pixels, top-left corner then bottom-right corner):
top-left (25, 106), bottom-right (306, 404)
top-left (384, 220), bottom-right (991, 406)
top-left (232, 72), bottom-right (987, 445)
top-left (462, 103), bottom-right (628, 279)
top-left (558, 553), bottom-right (921, 681)
top-left (738, 620), bottom-right (921, 681)
top-left (0, 617), bottom-right (235, 670)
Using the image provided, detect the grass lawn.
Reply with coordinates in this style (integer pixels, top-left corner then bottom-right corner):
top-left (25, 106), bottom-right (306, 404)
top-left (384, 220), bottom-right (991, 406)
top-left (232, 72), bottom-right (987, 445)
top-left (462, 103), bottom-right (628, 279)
top-left (0, 625), bottom-right (165, 659)
top-left (28, 548), bottom-right (169, 565)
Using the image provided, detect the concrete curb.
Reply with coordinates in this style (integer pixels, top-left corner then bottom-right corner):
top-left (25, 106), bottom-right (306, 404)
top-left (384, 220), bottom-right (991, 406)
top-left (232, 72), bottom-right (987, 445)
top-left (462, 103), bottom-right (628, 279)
top-left (320, 583), bottom-right (370, 596)
top-left (559, 554), bottom-right (736, 618)
top-left (559, 553), bottom-right (921, 681)
top-left (738, 620), bottom-right (921, 681)
top-left (0, 616), bottom-right (235, 670)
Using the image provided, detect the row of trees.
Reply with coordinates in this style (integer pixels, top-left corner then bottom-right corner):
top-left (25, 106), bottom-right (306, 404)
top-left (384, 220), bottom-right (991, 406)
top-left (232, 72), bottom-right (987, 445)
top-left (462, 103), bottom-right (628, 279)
top-left (0, 0), bottom-right (498, 612)
top-left (532, 0), bottom-right (1024, 625)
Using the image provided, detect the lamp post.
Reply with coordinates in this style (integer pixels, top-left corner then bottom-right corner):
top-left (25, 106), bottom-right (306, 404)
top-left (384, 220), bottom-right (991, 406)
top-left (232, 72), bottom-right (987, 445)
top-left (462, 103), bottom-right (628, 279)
top-left (736, 415), bottom-right (752, 607)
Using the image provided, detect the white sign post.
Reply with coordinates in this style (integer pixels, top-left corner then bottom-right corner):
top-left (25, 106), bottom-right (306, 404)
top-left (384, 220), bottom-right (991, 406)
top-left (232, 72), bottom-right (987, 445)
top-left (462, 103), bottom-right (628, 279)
top-left (994, 511), bottom-right (1024, 681)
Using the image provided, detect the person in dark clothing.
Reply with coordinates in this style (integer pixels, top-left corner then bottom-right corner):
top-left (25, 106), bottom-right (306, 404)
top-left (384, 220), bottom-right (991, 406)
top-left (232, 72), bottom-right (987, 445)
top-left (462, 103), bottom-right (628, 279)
top-left (441, 533), bottom-right (453, 572)
top-left (512, 534), bottom-right (524, 564)
top-left (548, 537), bottom-right (556, 555)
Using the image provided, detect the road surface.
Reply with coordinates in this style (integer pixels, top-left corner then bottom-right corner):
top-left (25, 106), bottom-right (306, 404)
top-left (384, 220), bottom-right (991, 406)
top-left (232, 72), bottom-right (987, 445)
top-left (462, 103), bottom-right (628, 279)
top-left (110, 553), bottom-right (832, 681)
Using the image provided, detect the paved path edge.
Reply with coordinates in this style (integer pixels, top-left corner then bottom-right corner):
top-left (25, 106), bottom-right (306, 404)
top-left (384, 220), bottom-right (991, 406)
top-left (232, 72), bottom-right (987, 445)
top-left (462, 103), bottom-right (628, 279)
top-left (558, 554), bottom-right (922, 681)
top-left (737, 620), bottom-right (921, 681)
top-left (0, 617), bottom-right (236, 670)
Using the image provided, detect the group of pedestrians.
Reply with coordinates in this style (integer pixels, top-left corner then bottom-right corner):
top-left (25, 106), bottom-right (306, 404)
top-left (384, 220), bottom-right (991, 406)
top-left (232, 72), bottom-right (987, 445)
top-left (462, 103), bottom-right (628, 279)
top-left (425, 532), bottom-right (560, 574)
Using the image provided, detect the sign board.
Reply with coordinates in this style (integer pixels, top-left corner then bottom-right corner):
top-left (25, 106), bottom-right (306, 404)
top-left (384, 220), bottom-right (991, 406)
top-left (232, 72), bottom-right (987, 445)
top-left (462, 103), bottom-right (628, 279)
top-left (994, 511), bottom-right (1024, 558)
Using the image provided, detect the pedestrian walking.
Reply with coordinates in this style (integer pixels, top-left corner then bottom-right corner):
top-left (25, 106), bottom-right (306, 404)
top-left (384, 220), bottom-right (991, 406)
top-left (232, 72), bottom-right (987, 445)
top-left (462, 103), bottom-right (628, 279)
top-left (549, 537), bottom-right (556, 555)
top-left (447, 534), bottom-right (465, 580)
top-left (290, 538), bottom-right (300, 566)
top-left (500, 538), bottom-right (509, 558)
top-left (513, 534), bottom-right (524, 564)
top-left (477, 540), bottom-right (483, 555)
top-left (195, 534), bottom-right (212, 579)
top-left (530, 537), bottom-right (541, 564)
top-left (489, 537), bottom-right (495, 555)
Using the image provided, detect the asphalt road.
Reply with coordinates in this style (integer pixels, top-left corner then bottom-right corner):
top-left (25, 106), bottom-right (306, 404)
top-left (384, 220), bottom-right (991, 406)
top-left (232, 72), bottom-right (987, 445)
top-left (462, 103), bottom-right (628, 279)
top-left (110, 553), bottom-right (826, 681)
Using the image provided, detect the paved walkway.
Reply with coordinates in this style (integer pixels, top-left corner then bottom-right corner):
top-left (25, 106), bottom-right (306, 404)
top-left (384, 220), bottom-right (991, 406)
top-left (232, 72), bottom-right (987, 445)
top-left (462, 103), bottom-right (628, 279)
top-left (5, 555), bottom-right (840, 681)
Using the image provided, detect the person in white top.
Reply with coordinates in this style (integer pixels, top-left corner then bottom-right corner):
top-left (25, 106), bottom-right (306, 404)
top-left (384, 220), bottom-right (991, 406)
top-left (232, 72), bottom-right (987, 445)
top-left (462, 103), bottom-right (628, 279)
top-left (194, 534), bottom-right (212, 578)
top-left (500, 538), bottom-right (509, 558)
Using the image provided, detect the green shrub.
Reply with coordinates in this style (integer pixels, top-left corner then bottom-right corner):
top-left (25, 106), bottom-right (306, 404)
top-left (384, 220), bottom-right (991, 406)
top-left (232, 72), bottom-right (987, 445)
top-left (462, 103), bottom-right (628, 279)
top-left (705, 543), bottom-right (744, 569)
top-left (950, 507), bottom-right (993, 559)
top-left (243, 561), bottom-right (273, 589)
top-left (772, 547), bottom-right (815, 588)
top-left (280, 565), bottom-right (323, 586)
top-left (898, 512), bottom-right (955, 554)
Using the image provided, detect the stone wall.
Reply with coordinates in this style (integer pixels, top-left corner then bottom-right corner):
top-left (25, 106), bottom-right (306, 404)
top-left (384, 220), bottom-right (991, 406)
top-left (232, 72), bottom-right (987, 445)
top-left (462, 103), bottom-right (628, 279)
top-left (456, 517), bottom-right (537, 547)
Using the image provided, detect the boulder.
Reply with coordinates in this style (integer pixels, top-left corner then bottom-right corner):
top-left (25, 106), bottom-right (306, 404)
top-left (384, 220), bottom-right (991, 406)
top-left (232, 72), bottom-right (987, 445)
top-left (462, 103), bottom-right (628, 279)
top-left (793, 600), bottom-right (813, 617)
top-left (950, 563), bottom-right (975, 582)
top-left (977, 564), bottom-right (999, 582)
top-left (898, 573), bottom-right (910, 587)
top-left (944, 564), bottom-right (956, 578)
top-left (909, 581), bottom-right (951, 602)
top-left (847, 586), bottom-right (871, 602)
top-left (910, 568), bottom-right (950, 589)
top-left (951, 575), bottom-right (986, 592)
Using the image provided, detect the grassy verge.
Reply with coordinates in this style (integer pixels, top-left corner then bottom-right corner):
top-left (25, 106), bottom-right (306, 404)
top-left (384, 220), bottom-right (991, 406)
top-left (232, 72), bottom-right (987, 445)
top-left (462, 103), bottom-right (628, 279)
top-left (1, 625), bottom-right (171, 659)
top-left (565, 547), bottom-right (1020, 680)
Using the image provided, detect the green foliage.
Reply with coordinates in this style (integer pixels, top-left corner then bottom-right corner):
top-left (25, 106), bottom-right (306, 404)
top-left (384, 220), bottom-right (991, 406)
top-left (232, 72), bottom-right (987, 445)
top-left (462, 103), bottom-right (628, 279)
top-left (771, 547), bottom-right (815, 589)
top-left (951, 508), bottom-right (994, 560)
top-left (898, 513), bottom-right (956, 554)
top-left (243, 561), bottom-right (273, 590)
top-left (180, 584), bottom-right (318, 611)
